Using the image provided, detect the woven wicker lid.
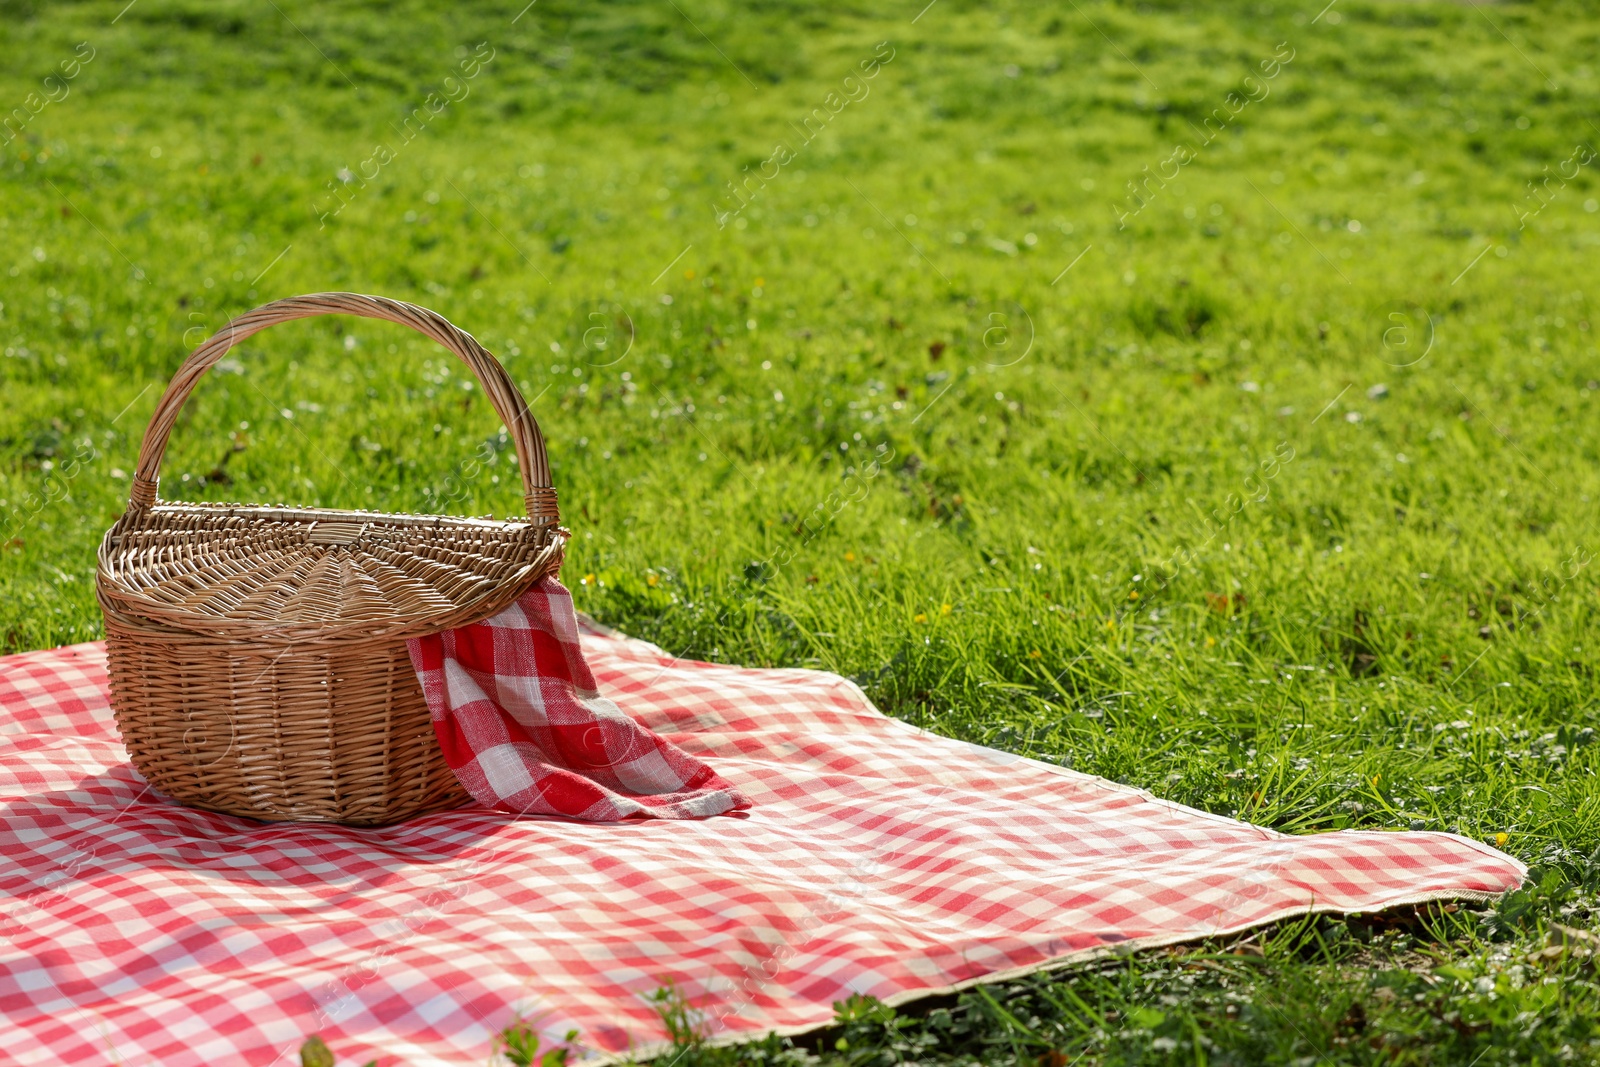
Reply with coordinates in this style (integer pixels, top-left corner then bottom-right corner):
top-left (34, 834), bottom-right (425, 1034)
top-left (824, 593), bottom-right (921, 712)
top-left (97, 293), bottom-right (564, 642)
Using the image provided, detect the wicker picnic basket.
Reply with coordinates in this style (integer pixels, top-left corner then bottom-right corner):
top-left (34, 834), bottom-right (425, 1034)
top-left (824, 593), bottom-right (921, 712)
top-left (96, 292), bottom-right (565, 826)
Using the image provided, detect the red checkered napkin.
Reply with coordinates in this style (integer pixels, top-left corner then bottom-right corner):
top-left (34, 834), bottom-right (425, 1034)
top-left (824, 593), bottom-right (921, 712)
top-left (405, 578), bottom-right (748, 820)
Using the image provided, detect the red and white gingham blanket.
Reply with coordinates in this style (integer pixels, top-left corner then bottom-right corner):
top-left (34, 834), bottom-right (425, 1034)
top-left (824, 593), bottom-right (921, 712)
top-left (0, 627), bottom-right (1523, 1065)
top-left (406, 578), bottom-right (748, 820)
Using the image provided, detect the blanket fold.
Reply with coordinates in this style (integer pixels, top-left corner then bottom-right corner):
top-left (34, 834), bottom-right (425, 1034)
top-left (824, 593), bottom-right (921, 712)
top-left (405, 577), bottom-right (748, 820)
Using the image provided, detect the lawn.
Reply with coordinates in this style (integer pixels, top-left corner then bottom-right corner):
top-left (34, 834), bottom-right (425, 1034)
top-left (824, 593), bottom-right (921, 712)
top-left (4, 0), bottom-right (1600, 1062)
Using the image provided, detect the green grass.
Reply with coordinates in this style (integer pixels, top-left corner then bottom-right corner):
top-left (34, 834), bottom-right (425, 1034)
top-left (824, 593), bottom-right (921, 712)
top-left (5, 0), bottom-right (1600, 1062)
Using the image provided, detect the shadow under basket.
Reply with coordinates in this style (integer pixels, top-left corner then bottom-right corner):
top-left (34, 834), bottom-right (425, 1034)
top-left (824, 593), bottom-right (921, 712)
top-left (95, 293), bottom-right (566, 827)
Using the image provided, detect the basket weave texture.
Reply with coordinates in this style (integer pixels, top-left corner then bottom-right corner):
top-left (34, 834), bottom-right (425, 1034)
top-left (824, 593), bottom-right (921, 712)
top-left (96, 293), bottom-right (565, 826)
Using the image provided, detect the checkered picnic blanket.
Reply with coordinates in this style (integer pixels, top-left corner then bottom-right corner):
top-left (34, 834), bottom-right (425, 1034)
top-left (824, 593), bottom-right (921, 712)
top-left (0, 628), bottom-right (1523, 1066)
top-left (406, 578), bottom-right (748, 820)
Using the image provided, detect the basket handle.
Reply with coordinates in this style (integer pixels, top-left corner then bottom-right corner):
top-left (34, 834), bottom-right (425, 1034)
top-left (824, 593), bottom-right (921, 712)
top-left (126, 292), bottom-right (558, 527)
